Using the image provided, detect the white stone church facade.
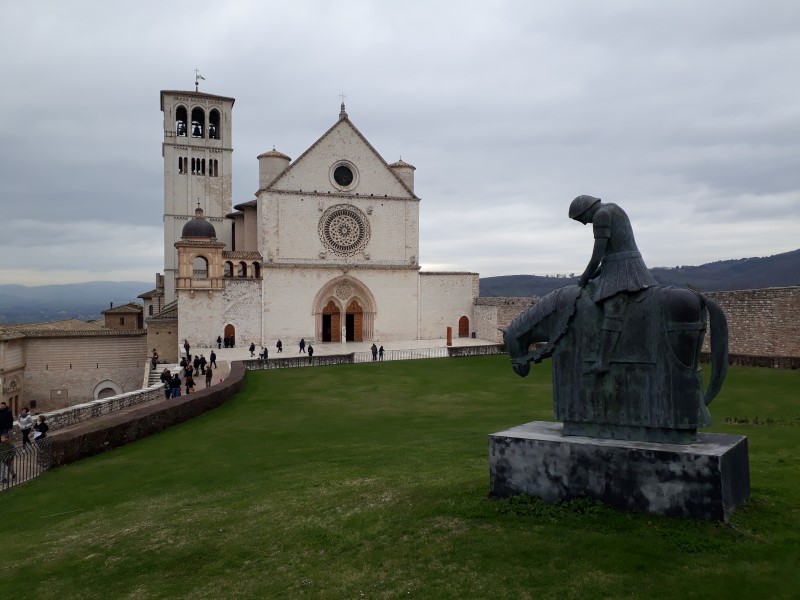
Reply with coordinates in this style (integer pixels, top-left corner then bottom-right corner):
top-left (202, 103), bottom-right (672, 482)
top-left (153, 89), bottom-right (478, 348)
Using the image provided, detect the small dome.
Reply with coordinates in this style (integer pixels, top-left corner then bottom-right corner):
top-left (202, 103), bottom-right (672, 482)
top-left (389, 158), bottom-right (416, 170)
top-left (257, 148), bottom-right (291, 161)
top-left (182, 207), bottom-right (217, 238)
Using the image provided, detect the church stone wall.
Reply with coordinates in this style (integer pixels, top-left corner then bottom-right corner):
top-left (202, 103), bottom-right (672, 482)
top-left (265, 194), bottom-right (418, 266)
top-left (473, 297), bottom-right (540, 343)
top-left (419, 273), bottom-right (480, 339)
top-left (703, 287), bottom-right (800, 357)
top-left (262, 268), bottom-right (419, 343)
top-left (271, 122), bottom-right (411, 199)
top-left (22, 335), bottom-right (147, 411)
top-left (222, 280), bottom-right (263, 347)
top-left (178, 292), bottom-right (226, 348)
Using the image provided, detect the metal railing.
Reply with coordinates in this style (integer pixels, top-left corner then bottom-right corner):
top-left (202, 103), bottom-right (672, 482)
top-left (353, 347), bottom-right (450, 363)
top-left (1, 439), bottom-right (51, 493)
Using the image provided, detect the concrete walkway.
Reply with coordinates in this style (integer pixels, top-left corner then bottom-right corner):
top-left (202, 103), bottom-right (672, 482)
top-left (189, 337), bottom-right (499, 382)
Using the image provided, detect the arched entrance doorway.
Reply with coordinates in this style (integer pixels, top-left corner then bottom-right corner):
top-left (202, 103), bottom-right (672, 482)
top-left (346, 300), bottom-right (364, 342)
top-left (458, 316), bottom-right (470, 338)
top-left (322, 300), bottom-right (341, 342)
top-left (312, 276), bottom-right (376, 342)
top-left (224, 323), bottom-right (236, 347)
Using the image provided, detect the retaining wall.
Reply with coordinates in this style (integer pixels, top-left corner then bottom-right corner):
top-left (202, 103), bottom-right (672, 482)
top-left (49, 363), bottom-right (245, 468)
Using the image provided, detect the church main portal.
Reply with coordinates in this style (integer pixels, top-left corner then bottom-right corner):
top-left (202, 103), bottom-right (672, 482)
top-left (314, 278), bottom-right (375, 343)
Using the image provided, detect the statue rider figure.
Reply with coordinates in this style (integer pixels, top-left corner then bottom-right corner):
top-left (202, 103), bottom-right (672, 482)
top-left (569, 195), bottom-right (657, 375)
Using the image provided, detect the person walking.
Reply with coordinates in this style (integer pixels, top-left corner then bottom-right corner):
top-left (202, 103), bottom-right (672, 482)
top-left (379, 345), bottom-right (385, 361)
top-left (276, 339), bottom-right (283, 353)
top-left (299, 338), bottom-right (306, 353)
top-left (249, 342), bottom-right (256, 357)
top-left (18, 407), bottom-right (34, 447)
top-left (307, 344), bottom-right (314, 363)
top-left (200, 354), bottom-right (207, 374)
top-left (209, 350), bottom-right (217, 368)
top-left (185, 372), bottom-right (195, 395)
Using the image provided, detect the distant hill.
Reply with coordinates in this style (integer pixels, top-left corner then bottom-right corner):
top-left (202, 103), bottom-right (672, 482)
top-left (0, 281), bottom-right (151, 324)
top-left (480, 249), bottom-right (800, 297)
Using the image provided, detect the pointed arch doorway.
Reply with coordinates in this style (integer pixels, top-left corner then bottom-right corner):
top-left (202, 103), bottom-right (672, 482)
top-left (313, 276), bottom-right (376, 342)
top-left (345, 299), bottom-right (364, 342)
top-left (322, 300), bottom-right (341, 343)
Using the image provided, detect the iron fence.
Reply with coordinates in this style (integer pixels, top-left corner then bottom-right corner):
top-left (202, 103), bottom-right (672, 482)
top-left (353, 347), bottom-right (450, 363)
top-left (0, 439), bottom-right (51, 493)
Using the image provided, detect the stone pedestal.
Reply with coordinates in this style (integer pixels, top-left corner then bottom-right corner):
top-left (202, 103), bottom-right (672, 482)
top-left (489, 421), bottom-right (750, 521)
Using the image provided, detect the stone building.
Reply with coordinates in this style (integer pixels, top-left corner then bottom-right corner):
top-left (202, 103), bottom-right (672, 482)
top-left (155, 90), bottom-right (479, 346)
top-left (0, 318), bottom-right (147, 413)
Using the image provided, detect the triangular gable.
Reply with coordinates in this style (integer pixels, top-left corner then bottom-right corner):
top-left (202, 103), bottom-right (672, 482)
top-left (266, 117), bottom-right (418, 199)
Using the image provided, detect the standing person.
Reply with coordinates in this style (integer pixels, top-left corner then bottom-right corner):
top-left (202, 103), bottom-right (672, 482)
top-left (199, 354), bottom-right (207, 375)
top-left (276, 339), bottom-right (283, 353)
top-left (299, 338), bottom-right (306, 353)
top-left (371, 343), bottom-right (378, 361)
top-left (0, 402), bottom-right (13, 435)
top-left (205, 366), bottom-right (213, 388)
top-left (193, 355), bottom-right (201, 375)
top-left (185, 372), bottom-right (195, 395)
top-left (209, 350), bottom-right (217, 368)
top-left (184, 339), bottom-right (190, 357)
top-left (249, 342), bottom-right (256, 357)
top-left (171, 373), bottom-right (182, 397)
top-left (18, 407), bottom-right (34, 447)
top-left (379, 345), bottom-right (385, 361)
top-left (151, 349), bottom-right (159, 370)
top-left (569, 195), bottom-right (657, 375)
top-left (307, 344), bottom-right (314, 363)
top-left (0, 433), bottom-right (16, 484)
top-left (217, 335), bottom-right (222, 349)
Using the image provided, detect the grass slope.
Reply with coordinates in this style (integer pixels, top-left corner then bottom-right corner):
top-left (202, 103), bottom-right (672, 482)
top-left (1, 357), bottom-right (799, 599)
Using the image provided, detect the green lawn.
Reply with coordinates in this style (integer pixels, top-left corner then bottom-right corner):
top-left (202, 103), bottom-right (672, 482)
top-left (2, 357), bottom-right (799, 599)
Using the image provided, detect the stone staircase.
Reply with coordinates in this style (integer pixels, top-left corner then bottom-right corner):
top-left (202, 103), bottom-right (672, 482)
top-left (148, 364), bottom-right (181, 387)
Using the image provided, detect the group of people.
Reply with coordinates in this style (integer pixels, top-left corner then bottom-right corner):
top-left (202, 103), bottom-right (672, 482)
top-left (0, 403), bottom-right (50, 484)
top-left (370, 343), bottom-right (385, 361)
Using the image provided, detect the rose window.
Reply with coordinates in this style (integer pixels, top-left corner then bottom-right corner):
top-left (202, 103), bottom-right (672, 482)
top-left (318, 204), bottom-right (370, 256)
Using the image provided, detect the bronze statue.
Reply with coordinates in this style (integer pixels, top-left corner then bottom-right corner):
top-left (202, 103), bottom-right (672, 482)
top-left (503, 196), bottom-right (729, 443)
top-left (569, 195), bottom-right (657, 375)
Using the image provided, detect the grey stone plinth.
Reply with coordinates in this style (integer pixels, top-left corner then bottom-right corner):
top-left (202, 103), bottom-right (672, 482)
top-left (489, 421), bottom-right (750, 521)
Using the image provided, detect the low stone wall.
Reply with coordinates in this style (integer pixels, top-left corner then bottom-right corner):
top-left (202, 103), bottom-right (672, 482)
top-left (45, 386), bottom-right (164, 432)
top-left (700, 352), bottom-right (800, 370)
top-left (48, 362), bottom-right (245, 468)
top-left (243, 354), bottom-right (355, 370)
top-left (449, 344), bottom-right (505, 357)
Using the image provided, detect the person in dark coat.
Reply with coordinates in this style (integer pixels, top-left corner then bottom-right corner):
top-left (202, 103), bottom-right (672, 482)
top-left (199, 354), bottom-right (207, 374)
top-left (184, 339), bottom-right (191, 357)
top-left (217, 335), bottom-right (222, 349)
top-left (276, 339), bottom-right (283, 353)
top-left (299, 338), bottom-right (306, 353)
top-left (171, 373), bottom-right (182, 397)
top-left (307, 344), bottom-right (314, 363)
top-left (0, 402), bottom-right (13, 435)
top-left (249, 342), bottom-right (256, 357)
top-left (209, 350), bottom-right (217, 368)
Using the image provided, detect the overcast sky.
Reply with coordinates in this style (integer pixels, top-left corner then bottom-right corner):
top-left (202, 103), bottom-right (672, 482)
top-left (1, 1), bottom-right (798, 286)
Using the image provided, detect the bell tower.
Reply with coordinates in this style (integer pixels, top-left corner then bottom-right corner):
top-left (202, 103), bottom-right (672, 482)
top-left (160, 88), bottom-right (235, 304)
